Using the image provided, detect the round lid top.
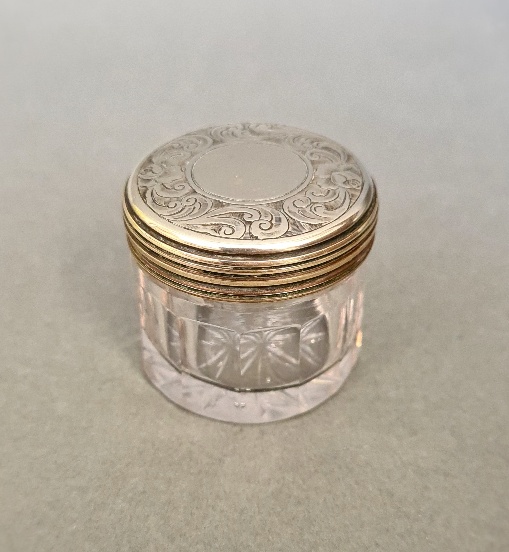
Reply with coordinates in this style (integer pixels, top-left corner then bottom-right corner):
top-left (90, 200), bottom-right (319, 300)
top-left (123, 123), bottom-right (378, 301)
top-left (125, 123), bottom-right (375, 255)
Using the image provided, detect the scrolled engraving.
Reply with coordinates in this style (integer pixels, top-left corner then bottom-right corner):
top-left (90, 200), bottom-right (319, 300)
top-left (136, 123), bottom-right (366, 240)
top-left (176, 205), bottom-right (289, 239)
top-left (281, 161), bottom-right (363, 225)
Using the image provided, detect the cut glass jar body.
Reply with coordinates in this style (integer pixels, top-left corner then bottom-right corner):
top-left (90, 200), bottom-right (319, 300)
top-left (137, 265), bottom-right (365, 423)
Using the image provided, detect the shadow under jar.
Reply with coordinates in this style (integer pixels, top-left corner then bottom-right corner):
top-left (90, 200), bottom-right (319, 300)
top-left (123, 123), bottom-right (379, 423)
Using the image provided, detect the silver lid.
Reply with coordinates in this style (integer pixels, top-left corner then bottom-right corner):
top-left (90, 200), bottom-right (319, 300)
top-left (124, 123), bottom-right (378, 301)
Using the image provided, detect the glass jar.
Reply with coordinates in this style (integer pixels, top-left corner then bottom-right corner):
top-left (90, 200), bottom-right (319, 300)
top-left (124, 123), bottom-right (378, 423)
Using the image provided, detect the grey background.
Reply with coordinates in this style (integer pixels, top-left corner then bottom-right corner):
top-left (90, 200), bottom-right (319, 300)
top-left (1, 1), bottom-right (508, 550)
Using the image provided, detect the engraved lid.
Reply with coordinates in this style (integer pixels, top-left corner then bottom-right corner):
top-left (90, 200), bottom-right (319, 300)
top-left (123, 123), bottom-right (378, 301)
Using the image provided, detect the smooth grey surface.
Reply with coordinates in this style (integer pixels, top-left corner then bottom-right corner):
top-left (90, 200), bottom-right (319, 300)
top-left (191, 141), bottom-right (309, 201)
top-left (1, 1), bottom-right (508, 551)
